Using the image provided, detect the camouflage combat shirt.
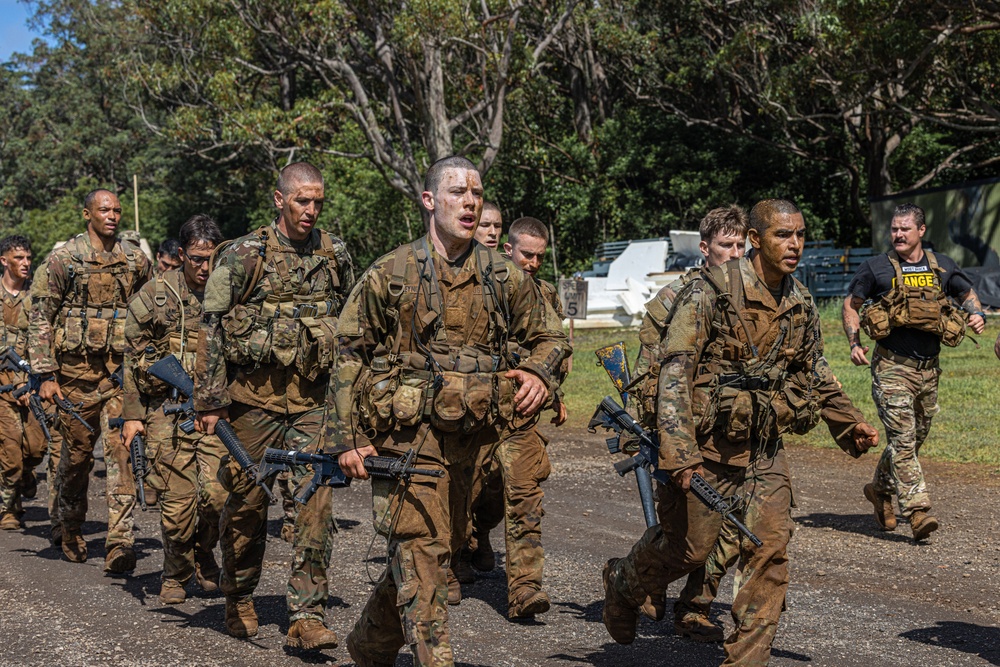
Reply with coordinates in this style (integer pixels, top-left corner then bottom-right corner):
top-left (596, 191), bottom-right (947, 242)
top-left (194, 222), bottom-right (354, 414)
top-left (657, 254), bottom-right (865, 471)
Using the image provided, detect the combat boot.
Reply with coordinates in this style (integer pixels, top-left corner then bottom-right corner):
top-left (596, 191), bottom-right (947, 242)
top-left (674, 612), bottom-right (725, 643)
top-left (470, 531), bottom-right (495, 571)
top-left (447, 568), bottom-right (462, 605)
top-left (910, 510), bottom-right (939, 541)
top-left (280, 522), bottom-right (296, 544)
top-left (61, 530), bottom-right (87, 563)
top-left (49, 524), bottom-right (62, 547)
top-left (21, 470), bottom-right (37, 500)
top-left (104, 545), bottom-right (136, 573)
top-left (346, 629), bottom-right (395, 667)
top-left (286, 618), bottom-right (339, 651)
top-left (0, 512), bottom-right (22, 530)
top-left (639, 592), bottom-right (666, 621)
top-left (159, 579), bottom-right (187, 605)
top-left (453, 550), bottom-right (476, 584)
top-left (863, 483), bottom-right (897, 531)
top-left (195, 561), bottom-right (220, 593)
top-left (509, 588), bottom-right (550, 619)
top-left (225, 595), bottom-right (258, 638)
top-left (602, 558), bottom-right (638, 644)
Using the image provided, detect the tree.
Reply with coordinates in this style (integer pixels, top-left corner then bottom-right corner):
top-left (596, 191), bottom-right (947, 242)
top-left (113, 0), bottom-right (580, 206)
top-left (592, 0), bottom-right (1000, 237)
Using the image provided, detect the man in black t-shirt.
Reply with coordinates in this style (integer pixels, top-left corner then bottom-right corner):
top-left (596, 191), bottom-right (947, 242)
top-left (843, 203), bottom-right (985, 541)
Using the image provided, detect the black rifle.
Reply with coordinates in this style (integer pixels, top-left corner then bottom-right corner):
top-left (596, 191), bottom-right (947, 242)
top-left (0, 349), bottom-right (92, 440)
top-left (257, 448), bottom-right (445, 505)
top-left (130, 432), bottom-right (149, 511)
top-left (592, 341), bottom-right (656, 527)
top-left (145, 354), bottom-right (274, 502)
top-left (590, 395), bottom-right (762, 547)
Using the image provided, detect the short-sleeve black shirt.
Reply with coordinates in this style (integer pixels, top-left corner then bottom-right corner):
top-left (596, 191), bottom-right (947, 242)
top-left (848, 250), bottom-right (973, 359)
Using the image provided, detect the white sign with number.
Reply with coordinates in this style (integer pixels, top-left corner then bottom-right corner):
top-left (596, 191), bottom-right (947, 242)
top-left (559, 279), bottom-right (588, 320)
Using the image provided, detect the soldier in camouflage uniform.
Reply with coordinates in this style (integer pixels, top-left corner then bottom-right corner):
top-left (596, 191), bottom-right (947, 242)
top-left (602, 199), bottom-right (880, 667)
top-left (457, 216), bottom-right (569, 618)
top-left (629, 206), bottom-right (748, 640)
top-left (121, 215), bottom-right (227, 604)
top-left (0, 236), bottom-right (52, 531)
top-left (194, 163), bottom-right (353, 650)
top-left (329, 156), bottom-right (569, 667)
top-left (844, 202), bottom-right (985, 541)
top-left (29, 189), bottom-right (152, 570)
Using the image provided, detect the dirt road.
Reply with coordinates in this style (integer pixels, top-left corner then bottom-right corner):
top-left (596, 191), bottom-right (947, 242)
top-left (1, 427), bottom-right (999, 666)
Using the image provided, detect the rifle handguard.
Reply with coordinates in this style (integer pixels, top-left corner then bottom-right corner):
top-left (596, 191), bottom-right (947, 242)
top-left (689, 473), bottom-right (762, 547)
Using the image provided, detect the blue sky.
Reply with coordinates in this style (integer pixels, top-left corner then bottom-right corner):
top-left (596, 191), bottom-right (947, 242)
top-left (1, 0), bottom-right (46, 62)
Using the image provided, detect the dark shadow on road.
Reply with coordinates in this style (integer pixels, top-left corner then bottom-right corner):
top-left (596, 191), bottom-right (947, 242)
top-left (150, 602), bottom-right (273, 651)
top-left (795, 512), bottom-right (914, 543)
top-left (108, 569), bottom-right (160, 605)
top-left (549, 637), bottom-right (723, 666)
top-left (900, 621), bottom-right (1000, 665)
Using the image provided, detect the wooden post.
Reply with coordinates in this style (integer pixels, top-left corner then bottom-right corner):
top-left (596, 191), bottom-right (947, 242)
top-left (133, 174), bottom-right (140, 233)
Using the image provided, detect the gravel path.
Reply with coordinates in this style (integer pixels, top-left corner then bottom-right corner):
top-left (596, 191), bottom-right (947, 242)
top-left (1, 427), bottom-right (998, 666)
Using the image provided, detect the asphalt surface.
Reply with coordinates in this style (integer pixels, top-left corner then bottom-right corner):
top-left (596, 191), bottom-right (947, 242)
top-left (1, 427), bottom-right (999, 666)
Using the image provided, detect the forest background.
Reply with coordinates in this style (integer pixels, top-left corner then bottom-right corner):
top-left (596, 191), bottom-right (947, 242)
top-left (4, 0), bottom-right (1000, 278)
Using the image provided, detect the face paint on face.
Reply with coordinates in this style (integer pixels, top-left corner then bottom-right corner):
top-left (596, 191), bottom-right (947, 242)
top-left (426, 168), bottom-right (484, 247)
top-left (750, 212), bottom-right (805, 288)
top-left (0, 247), bottom-right (32, 285)
top-left (275, 180), bottom-right (325, 241)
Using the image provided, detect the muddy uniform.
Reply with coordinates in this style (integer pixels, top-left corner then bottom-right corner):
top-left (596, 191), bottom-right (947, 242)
top-left (467, 277), bottom-right (566, 612)
top-left (628, 272), bottom-right (742, 627)
top-left (849, 250), bottom-right (973, 519)
top-left (0, 285), bottom-right (53, 525)
top-left (193, 222), bottom-right (353, 624)
top-left (329, 238), bottom-right (568, 666)
top-left (123, 270), bottom-right (227, 588)
top-left (605, 255), bottom-right (870, 666)
top-left (28, 234), bottom-right (151, 557)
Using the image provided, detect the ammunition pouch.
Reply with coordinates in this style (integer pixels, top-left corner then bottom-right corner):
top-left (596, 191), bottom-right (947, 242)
top-left (429, 370), bottom-right (495, 434)
top-left (58, 306), bottom-right (127, 355)
top-left (860, 301), bottom-right (891, 340)
top-left (221, 299), bottom-right (339, 377)
top-left (360, 365), bottom-right (507, 435)
top-left (358, 367), bottom-right (400, 434)
top-left (772, 381), bottom-right (820, 437)
top-left (939, 303), bottom-right (968, 348)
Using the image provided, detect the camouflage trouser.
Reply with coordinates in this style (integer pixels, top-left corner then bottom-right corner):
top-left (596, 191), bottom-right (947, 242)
top-left (608, 447), bottom-right (793, 667)
top-left (218, 403), bottom-right (333, 622)
top-left (870, 355), bottom-right (939, 517)
top-left (56, 377), bottom-right (133, 550)
top-left (350, 423), bottom-right (498, 667)
top-left (674, 499), bottom-right (742, 620)
top-left (144, 405), bottom-right (226, 584)
top-left (0, 398), bottom-right (48, 515)
top-left (275, 470), bottom-right (298, 538)
top-left (469, 424), bottom-right (552, 604)
top-left (47, 422), bottom-right (64, 530)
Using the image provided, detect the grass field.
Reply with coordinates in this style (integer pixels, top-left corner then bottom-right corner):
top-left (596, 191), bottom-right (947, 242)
top-left (560, 301), bottom-right (1000, 467)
